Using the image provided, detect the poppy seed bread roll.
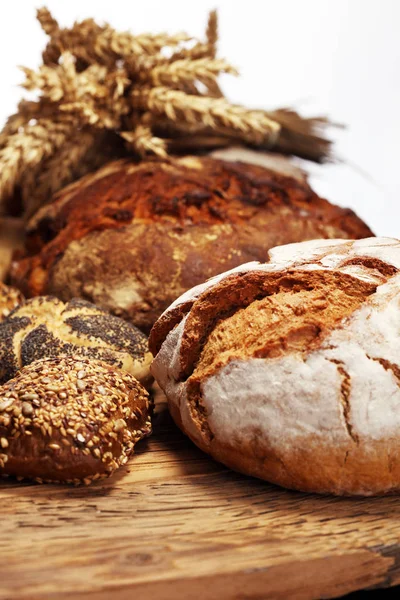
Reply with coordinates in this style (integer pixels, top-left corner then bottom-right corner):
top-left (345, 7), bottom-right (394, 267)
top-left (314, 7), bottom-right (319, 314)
top-left (11, 156), bottom-right (373, 333)
top-left (0, 296), bottom-right (152, 386)
top-left (150, 237), bottom-right (400, 496)
top-left (0, 356), bottom-right (152, 484)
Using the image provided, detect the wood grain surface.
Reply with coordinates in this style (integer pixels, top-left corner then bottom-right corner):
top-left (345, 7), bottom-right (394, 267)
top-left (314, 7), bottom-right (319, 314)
top-left (0, 192), bottom-right (398, 600)
top-left (1, 408), bottom-right (400, 600)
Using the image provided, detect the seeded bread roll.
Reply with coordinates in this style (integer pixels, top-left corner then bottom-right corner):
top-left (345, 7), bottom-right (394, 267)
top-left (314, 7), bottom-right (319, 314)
top-left (150, 237), bottom-right (400, 496)
top-left (0, 282), bottom-right (24, 322)
top-left (11, 156), bottom-right (373, 333)
top-left (0, 296), bottom-right (152, 387)
top-left (0, 356), bottom-right (151, 485)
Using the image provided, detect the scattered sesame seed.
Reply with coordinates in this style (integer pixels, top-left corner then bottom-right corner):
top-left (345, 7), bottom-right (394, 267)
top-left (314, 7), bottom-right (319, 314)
top-left (21, 403), bottom-right (34, 417)
top-left (113, 418), bottom-right (127, 432)
top-left (76, 433), bottom-right (86, 445)
top-left (0, 399), bottom-right (13, 411)
top-left (45, 385), bottom-right (60, 392)
top-left (0, 438), bottom-right (8, 449)
top-left (20, 393), bottom-right (39, 401)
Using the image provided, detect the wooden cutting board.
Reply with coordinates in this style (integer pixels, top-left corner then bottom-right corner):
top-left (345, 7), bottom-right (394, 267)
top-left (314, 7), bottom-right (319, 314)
top-left (1, 408), bottom-right (400, 600)
top-left (0, 182), bottom-right (397, 600)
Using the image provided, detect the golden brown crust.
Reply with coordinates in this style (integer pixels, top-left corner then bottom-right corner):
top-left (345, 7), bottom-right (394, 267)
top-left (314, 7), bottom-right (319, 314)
top-left (185, 433), bottom-right (400, 496)
top-left (191, 272), bottom-right (376, 375)
top-left (0, 356), bottom-right (152, 485)
top-left (11, 156), bottom-right (373, 332)
top-left (150, 269), bottom-right (377, 369)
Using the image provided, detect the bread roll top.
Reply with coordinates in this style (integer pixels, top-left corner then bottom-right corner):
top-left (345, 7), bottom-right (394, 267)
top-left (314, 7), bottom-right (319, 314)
top-left (0, 296), bottom-right (152, 386)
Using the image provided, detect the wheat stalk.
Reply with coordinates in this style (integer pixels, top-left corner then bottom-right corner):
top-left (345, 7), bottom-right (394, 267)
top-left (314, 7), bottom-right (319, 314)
top-left (23, 128), bottom-right (96, 216)
top-left (37, 7), bottom-right (59, 36)
top-left (131, 87), bottom-right (281, 142)
top-left (0, 6), bottom-right (333, 217)
top-left (145, 58), bottom-right (238, 89)
top-left (122, 125), bottom-right (167, 159)
top-left (39, 9), bottom-right (196, 69)
top-left (206, 10), bottom-right (218, 57)
top-left (0, 118), bottom-right (74, 201)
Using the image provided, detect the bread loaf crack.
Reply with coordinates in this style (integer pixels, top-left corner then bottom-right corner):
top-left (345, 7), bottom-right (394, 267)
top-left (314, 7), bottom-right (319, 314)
top-left (326, 358), bottom-right (359, 444)
top-left (367, 356), bottom-right (400, 387)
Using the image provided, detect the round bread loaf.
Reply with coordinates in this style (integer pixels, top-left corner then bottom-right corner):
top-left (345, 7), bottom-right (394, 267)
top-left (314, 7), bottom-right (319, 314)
top-left (0, 282), bottom-right (24, 321)
top-left (150, 237), bottom-right (400, 496)
top-left (0, 356), bottom-right (151, 484)
top-left (0, 296), bottom-right (152, 386)
top-left (11, 156), bottom-right (373, 333)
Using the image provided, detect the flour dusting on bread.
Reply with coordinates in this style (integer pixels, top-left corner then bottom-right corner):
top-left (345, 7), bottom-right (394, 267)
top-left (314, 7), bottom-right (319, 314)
top-left (151, 237), bottom-right (400, 495)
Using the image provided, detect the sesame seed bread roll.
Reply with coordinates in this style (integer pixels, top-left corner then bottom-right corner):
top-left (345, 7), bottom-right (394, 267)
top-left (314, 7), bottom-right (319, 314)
top-left (0, 282), bottom-right (24, 322)
top-left (0, 356), bottom-right (152, 485)
top-left (0, 296), bottom-right (152, 387)
top-left (150, 237), bottom-right (400, 496)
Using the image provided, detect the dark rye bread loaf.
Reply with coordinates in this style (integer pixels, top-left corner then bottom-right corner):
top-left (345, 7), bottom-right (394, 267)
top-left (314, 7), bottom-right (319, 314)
top-left (0, 296), bottom-right (152, 386)
top-left (150, 238), bottom-right (400, 496)
top-left (0, 356), bottom-right (152, 485)
top-left (11, 156), bottom-right (373, 333)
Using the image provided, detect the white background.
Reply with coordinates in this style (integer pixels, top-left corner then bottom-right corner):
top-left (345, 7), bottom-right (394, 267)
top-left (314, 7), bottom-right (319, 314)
top-left (0, 0), bottom-right (399, 236)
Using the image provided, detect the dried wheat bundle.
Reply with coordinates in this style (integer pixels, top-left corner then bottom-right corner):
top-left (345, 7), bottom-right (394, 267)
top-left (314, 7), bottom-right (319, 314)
top-left (0, 6), bottom-right (334, 218)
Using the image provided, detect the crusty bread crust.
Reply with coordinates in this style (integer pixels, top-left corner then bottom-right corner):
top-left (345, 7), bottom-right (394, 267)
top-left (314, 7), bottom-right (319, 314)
top-left (11, 157), bottom-right (373, 332)
top-left (151, 238), bottom-right (400, 496)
